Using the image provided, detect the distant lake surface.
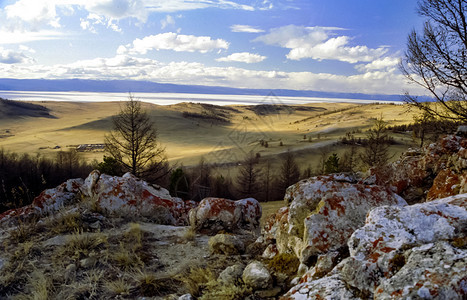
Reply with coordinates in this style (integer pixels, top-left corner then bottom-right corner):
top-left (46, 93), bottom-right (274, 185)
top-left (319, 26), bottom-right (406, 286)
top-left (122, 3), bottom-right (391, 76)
top-left (0, 90), bottom-right (396, 106)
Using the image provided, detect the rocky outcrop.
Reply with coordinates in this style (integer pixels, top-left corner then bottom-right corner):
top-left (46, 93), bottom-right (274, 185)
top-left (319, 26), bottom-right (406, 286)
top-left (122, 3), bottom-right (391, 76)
top-left (189, 197), bottom-right (262, 234)
top-left (283, 193), bottom-right (467, 299)
top-left (82, 171), bottom-right (193, 225)
top-left (0, 171), bottom-right (197, 226)
top-left (0, 178), bottom-right (83, 225)
top-left (370, 135), bottom-right (467, 203)
top-left (264, 174), bottom-right (406, 264)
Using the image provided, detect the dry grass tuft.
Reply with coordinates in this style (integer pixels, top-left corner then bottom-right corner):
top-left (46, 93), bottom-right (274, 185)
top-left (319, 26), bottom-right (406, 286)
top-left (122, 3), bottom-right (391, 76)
top-left (135, 271), bottom-right (181, 297)
top-left (7, 219), bottom-right (39, 244)
top-left (57, 229), bottom-right (107, 261)
top-left (13, 270), bottom-right (52, 300)
top-left (110, 242), bottom-right (144, 270)
top-left (183, 227), bottom-right (196, 242)
top-left (179, 266), bottom-right (216, 297)
top-left (44, 209), bottom-right (82, 235)
top-left (104, 277), bottom-right (132, 297)
top-left (199, 282), bottom-right (252, 300)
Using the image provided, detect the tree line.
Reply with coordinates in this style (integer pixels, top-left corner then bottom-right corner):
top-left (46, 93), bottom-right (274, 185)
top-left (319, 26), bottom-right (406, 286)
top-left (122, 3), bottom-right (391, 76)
top-left (0, 149), bottom-right (92, 213)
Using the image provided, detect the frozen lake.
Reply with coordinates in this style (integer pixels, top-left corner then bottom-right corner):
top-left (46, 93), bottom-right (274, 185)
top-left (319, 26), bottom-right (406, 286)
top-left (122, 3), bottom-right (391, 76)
top-left (0, 90), bottom-right (396, 106)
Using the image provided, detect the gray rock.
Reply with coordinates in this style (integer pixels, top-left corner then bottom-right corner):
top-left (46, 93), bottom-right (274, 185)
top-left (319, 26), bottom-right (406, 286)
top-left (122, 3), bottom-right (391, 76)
top-left (266, 174), bottom-right (406, 264)
top-left (43, 235), bottom-right (67, 247)
top-left (218, 264), bottom-right (244, 285)
top-left (79, 256), bottom-right (97, 269)
top-left (456, 125), bottom-right (467, 137)
top-left (283, 273), bottom-right (358, 299)
top-left (255, 286), bottom-right (282, 298)
top-left (374, 242), bottom-right (467, 299)
top-left (208, 234), bottom-right (245, 255)
top-left (242, 261), bottom-right (272, 290)
top-left (189, 197), bottom-right (261, 234)
top-left (283, 193), bottom-right (467, 299)
top-left (64, 264), bottom-right (77, 282)
top-left (178, 294), bottom-right (194, 300)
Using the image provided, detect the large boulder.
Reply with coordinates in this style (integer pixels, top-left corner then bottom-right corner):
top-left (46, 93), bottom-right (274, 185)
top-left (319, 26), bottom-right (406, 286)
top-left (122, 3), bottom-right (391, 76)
top-left (370, 135), bottom-right (467, 203)
top-left (82, 171), bottom-right (193, 225)
top-left (189, 197), bottom-right (261, 234)
top-left (265, 174), bottom-right (406, 264)
top-left (284, 193), bottom-right (467, 299)
top-left (0, 178), bottom-right (83, 225)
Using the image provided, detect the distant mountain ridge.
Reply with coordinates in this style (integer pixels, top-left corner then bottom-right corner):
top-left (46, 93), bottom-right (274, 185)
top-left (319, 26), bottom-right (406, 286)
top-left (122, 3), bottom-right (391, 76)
top-left (0, 78), bottom-right (431, 102)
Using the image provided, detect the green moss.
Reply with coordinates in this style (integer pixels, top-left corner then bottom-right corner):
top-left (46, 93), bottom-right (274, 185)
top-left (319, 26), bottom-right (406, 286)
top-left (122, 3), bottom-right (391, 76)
top-left (388, 252), bottom-right (406, 274)
top-left (451, 237), bottom-right (467, 249)
top-left (266, 253), bottom-right (300, 276)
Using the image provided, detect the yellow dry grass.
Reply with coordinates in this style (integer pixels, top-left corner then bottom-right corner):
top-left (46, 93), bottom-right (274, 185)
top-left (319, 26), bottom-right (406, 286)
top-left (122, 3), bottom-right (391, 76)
top-left (0, 100), bottom-right (418, 166)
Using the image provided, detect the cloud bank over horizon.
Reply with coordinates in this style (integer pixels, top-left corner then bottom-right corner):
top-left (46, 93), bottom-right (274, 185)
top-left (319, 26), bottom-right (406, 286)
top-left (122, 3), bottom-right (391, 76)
top-left (0, 0), bottom-right (426, 95)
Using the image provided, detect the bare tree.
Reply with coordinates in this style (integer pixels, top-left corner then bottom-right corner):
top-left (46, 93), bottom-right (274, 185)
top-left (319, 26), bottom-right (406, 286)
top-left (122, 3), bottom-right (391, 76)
top-left (360, 116), bottom-right (391, 168)
top-left (278, 150), bottom-right (300, 195)
top-left (236, 151), bottom-right (262, 199)
top-left (261, 159), bottom-right (274, 202)
top-left (341, 145), bottom-right (359, 173)
top-left (400, 0), bottom-right (467, 122)
top-left (105, 94), bottom-right (167, 180)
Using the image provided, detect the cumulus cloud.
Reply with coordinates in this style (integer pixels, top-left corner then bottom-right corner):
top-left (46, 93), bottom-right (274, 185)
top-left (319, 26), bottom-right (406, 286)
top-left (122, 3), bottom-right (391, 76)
top-left (80, 13), bottom-right (122, 33)
top-left (0, 54), bottom-right (426, 95)
top-left (0, 47), bottom-right (34, 64)
top-left (121, 32), bottom-right (229, 54)
top-left (254, 25), bottom-right (388, 63)
top-left (216, 52), bottom-right (266, 63)
top-left (1, 0), bottom-right (259, 33)
top-left (4, 0), bottom-right (61, 30)
top-left (230, 24), bottom-right (264, 33)
top-left (355, 56), bottom-right (400, 72)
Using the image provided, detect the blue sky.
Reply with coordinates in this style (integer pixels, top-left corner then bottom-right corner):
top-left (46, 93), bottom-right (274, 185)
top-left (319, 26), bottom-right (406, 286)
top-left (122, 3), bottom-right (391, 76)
top-left (0, 0), bottom-right (426, 95)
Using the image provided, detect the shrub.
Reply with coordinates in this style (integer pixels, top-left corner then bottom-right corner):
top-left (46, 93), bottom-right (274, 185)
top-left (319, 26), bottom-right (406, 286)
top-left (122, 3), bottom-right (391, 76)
top-left (266, 253), bottom-right (300, 276)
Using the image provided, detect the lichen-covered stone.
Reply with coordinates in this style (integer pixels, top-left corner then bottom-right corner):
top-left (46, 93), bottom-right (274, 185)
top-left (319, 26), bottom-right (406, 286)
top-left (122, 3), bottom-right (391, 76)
top-left (82, 172), bottom-right (191, 225)
top-left (299, 251), bottom-right (341, 282)
top-left (285, 193), bottom-right (467, 299)
top-left (370, 135), bottom-right (467, 203)
top-left (267, 174), bottom-right (406, 264)
top-left (374, 242), bottom-right (467, 299)
top-left (281, 274), bottom-right (358, 300)
top-left (189, 197), bottom-right (261, 234)
top-left (0, 178), bottom-right (84, 225)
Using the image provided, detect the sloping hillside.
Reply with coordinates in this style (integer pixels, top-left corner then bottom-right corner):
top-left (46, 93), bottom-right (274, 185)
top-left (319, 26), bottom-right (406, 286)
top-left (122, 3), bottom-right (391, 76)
top-left (0, 98), bottom-right (54, 119)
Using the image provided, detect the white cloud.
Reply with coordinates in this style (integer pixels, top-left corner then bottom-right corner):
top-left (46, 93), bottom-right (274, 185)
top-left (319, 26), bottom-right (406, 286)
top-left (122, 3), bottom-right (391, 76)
top-left (4, 0), bottom-right (61, 30)
top-left (0, 30), bottom-right (63, 44)
top-left (124, 32), bottom-right (229, 54)
top-left (216, 52), bottom-right (266, 63)
top-left (355, 56), bottom-right (400, 72)
top-left (0, 47), bottom-right (34, 64)
top-left (255, 25), bottom-right (388, 63)
top-left (83, 0), bottom-right (147, 21)
top-left (230, 24), bottom-right (264, 33)
top-left (161, 15), bottom-right (175, 29)
top-left (0, 54), bottom-right (426, 95)
top-left (18, 45), bottom-right (36, 53)
top-left (1, 0), bottom-right (259, 33)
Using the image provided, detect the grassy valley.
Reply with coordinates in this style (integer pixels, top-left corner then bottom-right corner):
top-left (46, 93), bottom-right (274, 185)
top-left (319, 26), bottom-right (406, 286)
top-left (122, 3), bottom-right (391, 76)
top-left (0, 99), bottom-right (419, 169)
